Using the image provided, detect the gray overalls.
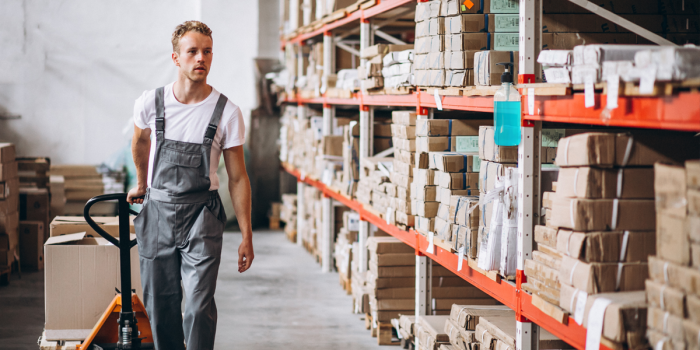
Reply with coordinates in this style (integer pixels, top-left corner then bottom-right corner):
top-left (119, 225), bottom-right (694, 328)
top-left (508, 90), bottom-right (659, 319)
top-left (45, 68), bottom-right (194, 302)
top-left (134, 87), bottom-right (227, 350)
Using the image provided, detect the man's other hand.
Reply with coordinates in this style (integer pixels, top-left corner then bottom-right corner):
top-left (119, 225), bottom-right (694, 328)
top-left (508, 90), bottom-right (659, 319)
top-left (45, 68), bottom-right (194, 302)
top-left (127, 187), bottom-right (147, 204)
top-left (238, 238), bottom-right (254, 273)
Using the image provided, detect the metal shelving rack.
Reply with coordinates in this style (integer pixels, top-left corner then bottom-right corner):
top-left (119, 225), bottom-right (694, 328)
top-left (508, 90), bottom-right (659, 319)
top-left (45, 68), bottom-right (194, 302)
top-left (280, 1), bottom-right (700, 350)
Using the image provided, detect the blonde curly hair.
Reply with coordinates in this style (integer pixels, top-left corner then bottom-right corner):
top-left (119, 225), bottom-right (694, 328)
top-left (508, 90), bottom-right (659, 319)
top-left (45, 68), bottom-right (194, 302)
top-left (171, 21), bottom-right (213, 53)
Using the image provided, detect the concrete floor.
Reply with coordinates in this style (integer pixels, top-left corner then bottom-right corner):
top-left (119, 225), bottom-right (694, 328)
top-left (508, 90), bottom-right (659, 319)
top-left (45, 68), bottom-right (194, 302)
top-left (0, 230), bottom-right (393, 349)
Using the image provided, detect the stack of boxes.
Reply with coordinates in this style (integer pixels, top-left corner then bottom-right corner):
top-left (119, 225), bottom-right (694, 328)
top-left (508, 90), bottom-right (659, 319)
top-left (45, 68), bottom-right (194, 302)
top-left (280, 193), bottom-right (297, 242)
top-left (543, 131), bottom-right (699, 350)
top-left (444, 305), bottom-right (513, 350)
top-left (359, 44), bottom-right (414, 93)
top-left (415, 315), bottom-right (450, 350)
top-left (413, 119), bottom-right (488, 239)
top-left (382, 49), bottom-right (415, 91)
top-left (414, 0), bottom-right (519, 88)
top-left (356, 156), bottom-right (393, 215)
top-left (335, 211), bottom-right (359, 292)
top-left (645, 161), bottom-right (700, 349)
top-left (344, 121), bottom-right (392, 199)
top-left (475, 314), bottom-right (571, 350)
top-left (0, 143), bottom-right (19, 271)
top-left (50, 165), bottom-right (115, 216)
top-left (391, 111), bottom-right (418, 229)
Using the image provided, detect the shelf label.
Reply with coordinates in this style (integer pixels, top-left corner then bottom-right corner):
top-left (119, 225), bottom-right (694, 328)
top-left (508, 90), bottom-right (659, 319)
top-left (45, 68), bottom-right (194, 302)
top-left (458, 246), bottom-right (465, 271)
top-left (606, 74), bottom-right (619, 110)
top-left (456, 136), bottom-right (479, 153)
top-left (386, 207), bottom-right (394, 225)
top-left (639, 66), bottom-right (657, 95)
top-left (427, 232), bottom-right (435, 254)
top-left (584, 81), bottom-right (595, 108)
top-left (585, 298), bottom-right (613, 350)
top-left (527, 88), bottom-right (535, 115)
top-left (433, 89), bottom-right (443, 111)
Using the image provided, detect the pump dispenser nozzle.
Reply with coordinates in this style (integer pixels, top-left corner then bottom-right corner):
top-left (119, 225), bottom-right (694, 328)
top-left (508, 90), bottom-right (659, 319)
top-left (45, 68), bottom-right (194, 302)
top-left (496, 62), bottom-right (513, 83)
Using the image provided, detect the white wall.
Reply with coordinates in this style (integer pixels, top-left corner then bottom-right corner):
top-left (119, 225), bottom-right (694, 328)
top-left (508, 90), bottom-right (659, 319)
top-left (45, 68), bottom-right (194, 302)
top-left (0, 0), bottom-right (277, 165)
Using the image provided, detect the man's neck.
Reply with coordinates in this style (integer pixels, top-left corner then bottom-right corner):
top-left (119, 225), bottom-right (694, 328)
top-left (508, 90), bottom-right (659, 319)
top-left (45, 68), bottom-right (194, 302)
top-left (172, 76), bottom-right (212, 105)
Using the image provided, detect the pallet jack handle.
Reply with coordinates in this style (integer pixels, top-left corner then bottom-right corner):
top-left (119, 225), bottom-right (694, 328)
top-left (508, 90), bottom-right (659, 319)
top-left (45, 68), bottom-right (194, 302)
top-left (83, 193), bottom-right (152, 349)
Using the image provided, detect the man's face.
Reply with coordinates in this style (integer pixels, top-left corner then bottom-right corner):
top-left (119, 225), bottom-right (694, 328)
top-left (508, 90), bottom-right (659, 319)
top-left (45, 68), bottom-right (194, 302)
top-left (173, 32), bottom-right (213, 83)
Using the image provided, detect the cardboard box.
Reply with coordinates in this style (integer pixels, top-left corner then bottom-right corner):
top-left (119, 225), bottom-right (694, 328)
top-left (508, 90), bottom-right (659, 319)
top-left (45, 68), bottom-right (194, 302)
top-left (417, 136), bottom-right (459, 153)
top-left (447, 14), bottom-right (520, 34)
top-left (392, 111), bottom-right (417, 126)
top-left (417, 119), bottom-right (490, 137)
top-left (414, 200), bottom-right (440, 218)
top-left (428, 51), bottom-right (445, 69)
top-left (474, 50), bottom-right (519, 86)
top-left (19, 221), bottom-right (44, 270)
top-left (389, 172), bottom-right (412, 188)
top-left (413, 168), bottom-right (437, 188)
top-left (0, 162), bottom-right (18, 181)
top-left (447, 50), bottom-right (478, 70)
top-left (453, 225), bottom-right (479, 258)
top-left (645, 279), bottom-right (686, 319)
top-left (439, 171), bottom-right (479, 190)
top-left (648, 256), bottom-right (700, 296)
top-left (19, 188), bottom-right (50, 237)
top-left (395, 150), bottom-right (415, 166)
top-left (361, 77), bottom-right (383, 90)
top-left (393, 137), bottom-right (416, 152)
top-left (479, 161), bottom-right (516, 194)
top-left (436, 202), bottom-right (450, 222)
top-left (556, 132), bottom-right (700, 167)
top-left (656, 213), bottom-right (690, 265)
top-left (560, 286), bottom-right (647, 345)
top-left (550, 197), bottom-right (655, 231)
top-left (360, 44), bottom-right (414, 59)
top-left (556, 229), bottom-right (654, 263)
top-left (429, 17), bottom-right (446, 35)
top-left (556, 167), bottom-right (654, 199)
top-left (417, 216), bottom-right (435, 233)
top-left (369, 253), bottom-right (415, 267)
top-left (431, 35), bottom-right (446, 52)
top-left (448, 196), bottom-right (480, 227)
top-left (392, 160), bottom-right (414, 177)
top-left (687, 160), bottom-right (700, 190)
top-left (446, 33), bottom-right (491, 51)
top-left (428, 152), bottom-right (478, 173)
top-left (44, 232), bottom-right (142, 337)
top-left (655, 163), bottom-right (688, 217)
top-left (524, 258), bottom-right (560, 289)
top-left (438, 188), bottom-right (474, 205)
top-left (445, 69), bottom-right (473, 87)
top-left (478, 126), bottom-right (518, 163)
top-left (559, 255), bottom-right (647, 293)
top-left (391, 124), bottom-right (416, 139)
top-left (415, 152), bottom-right (429, 169)
top-left (415, 186), bottom-right (438, 202)
top-left (445, 0), bottom-right (492, 15)
top-left (478, 315), bottom-right (571, 350)
top-left (534, 225), bottom-right (558, 247)
top-left (434, 216), bottom-right (454, 242)
top-left (449, 305), bottom-right (513, 331)
top-left (0, 143), bottom-right (16, 164)
top-left (50, 216), bottom-right (135, 238)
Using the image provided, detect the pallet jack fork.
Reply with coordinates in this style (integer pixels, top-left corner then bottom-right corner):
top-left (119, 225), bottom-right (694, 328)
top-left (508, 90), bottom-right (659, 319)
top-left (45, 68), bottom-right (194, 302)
top-left (80, 193), bottom-right (154, 350)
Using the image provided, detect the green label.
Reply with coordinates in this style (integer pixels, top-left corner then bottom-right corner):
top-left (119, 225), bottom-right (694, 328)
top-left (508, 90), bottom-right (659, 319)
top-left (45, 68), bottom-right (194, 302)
top-left (456, 136), bottom-right (479, 153)
top-left (473, 156), bottom-right (481, 173)
top-left (461, 4), bottom-right (467, 11)
top-left (494, 14), bottom-right (519, 32)
top-left (494, 33), bottom-right (519, 51)
top-left (490, 0), bottom-right (519, 13)
top-left (542, 129), bottom-right (566, 147)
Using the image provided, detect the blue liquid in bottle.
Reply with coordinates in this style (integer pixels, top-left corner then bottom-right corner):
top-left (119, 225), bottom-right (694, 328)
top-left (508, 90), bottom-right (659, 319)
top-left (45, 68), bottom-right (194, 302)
top-left (494, 101), bottom-right (522, 146)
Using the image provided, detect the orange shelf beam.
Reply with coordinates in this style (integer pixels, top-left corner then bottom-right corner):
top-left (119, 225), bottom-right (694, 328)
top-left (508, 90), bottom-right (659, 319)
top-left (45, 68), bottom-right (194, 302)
top-left (523, 92), bottom-right (700, 132)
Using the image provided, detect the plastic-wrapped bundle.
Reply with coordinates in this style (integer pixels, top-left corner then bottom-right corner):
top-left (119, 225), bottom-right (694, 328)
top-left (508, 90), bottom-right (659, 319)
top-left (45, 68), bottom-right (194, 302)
top-left (499, 167), bottom-right (518, 277)
top-left (477, 178), bottom-right (504, 271)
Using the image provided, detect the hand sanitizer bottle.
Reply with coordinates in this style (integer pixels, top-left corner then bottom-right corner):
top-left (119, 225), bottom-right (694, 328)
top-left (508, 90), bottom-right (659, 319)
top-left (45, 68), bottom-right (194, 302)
top-left (493, 63), bottom-right (521, 146)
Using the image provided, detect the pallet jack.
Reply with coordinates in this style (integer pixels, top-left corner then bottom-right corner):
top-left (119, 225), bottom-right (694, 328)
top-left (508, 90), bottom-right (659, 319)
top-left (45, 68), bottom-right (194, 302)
top-left (80, 193), bottom-right (154, 350)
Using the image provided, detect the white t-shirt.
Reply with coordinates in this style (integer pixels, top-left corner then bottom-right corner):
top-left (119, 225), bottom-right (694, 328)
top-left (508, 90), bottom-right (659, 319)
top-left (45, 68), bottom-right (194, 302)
top-left (133, 82), bottom-right (245, 190)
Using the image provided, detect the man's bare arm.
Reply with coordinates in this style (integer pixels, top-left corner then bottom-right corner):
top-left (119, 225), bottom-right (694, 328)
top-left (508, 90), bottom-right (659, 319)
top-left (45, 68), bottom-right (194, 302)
top-left (127, 125), bottom-right (151, 204)
top-left (223, 146), bottom-right (254, 272)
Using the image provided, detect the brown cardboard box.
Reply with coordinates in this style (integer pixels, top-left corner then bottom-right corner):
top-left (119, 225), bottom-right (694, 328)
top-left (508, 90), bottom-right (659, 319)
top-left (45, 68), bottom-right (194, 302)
top-left (19, 188), bottom-right (50, 238)
top-left (559, 255), bottom-right (647, 293)
top-left (437, 203), bottom-right (450, 222)
top-left (415, 152), bottom-right (430, 169)
top-left (361, 77), bottom-right (383, 90)
top-left (524, 258), bottom-right (560, 289)
top-left (534, 225), bottom-right (558, 247)
top-left (556, 229), bottom-right (654, 263)
top-left (645, 279), bottom-right (686, 319)
top-left (414, 200), bottom-right (440, 217)
top-left (395, 150), bottom-right (415, 166)
top-left (416, 119), bottom-right (490, 137)
top-left (429, 152), bottom-right (478, 173)
top-left (417, 136), bottom-right (459, 153)
top-left (393, 160), bottom-right (414, 177)
top-left (44, 232), bottom-right (142, 338)
top-left (417, 216), bottom-right (435, 233)
top-left (391, 124), bottom-right (416, 139)
top-left (393, 137), bottom-right (416, 152)
top-left (555, 133), bottom-right (615, 167)
top-left (360, 44), bottom-right (414, 59)
top-left (370, 253), bottom-right (415, 266)
top-left (648, 256), bottom-right (700, 296)
top-left (19, 221), bottom-right (44, 270)
top-left (556, 167), bottom-right (654, 199)
top-left (434, 216), bottom-right (454, 241)
top-left (655, 163), bottom-right (687, 217)
top-left (50, 216), bottom-right (134, 238)
top-left (438, 188), bottom-right (473, 205)
top-left (414, 168), bottom-right (437, 188)
top-left (478, 315), bottom-right (572, 350)
top-left (657, 213), bottom-right (690, 265)
top-left (447, 50), bottom-right (479, 70)
top-left (479, 126), bottom-right (518, 163)
top-left (415, 186), bottom-right (438, 202)
top-left (367, 236), bottom-right (415, 254)
top-left (687, 160), bottom-right (700, 190)
top-left (0, 143), bottom-right (16, 164)
top-left (395, 211), bottom-right (415, 227)
top-left (647, 307), bottom-right (685, 343)
top-left (683, 320), bottom-right (700, 350)
top-left (0, 162), bottom-right (18, 181)
top-left (446, 33), bottom-right (490, 51)
top-left (374, 298), bottom-right (415, 311)
top-left (449, 305), bottom-right (513, 330)
top-left (392, 111), bottom-right (417, 126)
top-left (439, 172), bottom-right (479, 190)
top-left (573, 289), bottom-right (647, 345)
top-left (321, 135), bottom-right (343, 156)
top-left (550, 197), bottom-right (655, 231)
top-left (533, 250), bottom-right (561, 270)
top-left (389, 172), bottom-right (412, 188)
top-left (688, 294), bottom-right (700, 324)
top-left (49, 175), bottom-right (66, 219)
top-left (479, 161), bottom-right (516, 194)
top-left (448, 195), bottom-right (479, 227)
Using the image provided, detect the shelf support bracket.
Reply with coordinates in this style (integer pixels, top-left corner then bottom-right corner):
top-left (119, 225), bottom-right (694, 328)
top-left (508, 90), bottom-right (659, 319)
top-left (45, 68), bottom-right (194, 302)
top-left (296, 181), bottom-right (306, 247)
top-left (336, 41), bottom-right (361, 58)
top-left (519, 0), bottom-right (541, 83)
top-left (415, 255), bottom-right (432, 349)
top-left (374, 29), bottom-right (407, 45)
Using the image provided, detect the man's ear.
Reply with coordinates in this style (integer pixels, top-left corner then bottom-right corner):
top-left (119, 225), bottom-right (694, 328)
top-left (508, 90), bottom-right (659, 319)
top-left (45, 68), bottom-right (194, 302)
top-left (171, 51), bottom-right (180, 67)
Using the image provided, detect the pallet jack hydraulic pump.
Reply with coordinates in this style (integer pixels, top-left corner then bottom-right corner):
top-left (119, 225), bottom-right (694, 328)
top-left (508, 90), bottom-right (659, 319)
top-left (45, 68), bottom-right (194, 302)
top-left (80, 193), bottom-right (154, 350)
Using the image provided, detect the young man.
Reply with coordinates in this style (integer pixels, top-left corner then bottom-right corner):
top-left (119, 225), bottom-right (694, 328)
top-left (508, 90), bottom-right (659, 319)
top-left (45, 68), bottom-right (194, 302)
top-left (127, 21), bottom-right (254, 350)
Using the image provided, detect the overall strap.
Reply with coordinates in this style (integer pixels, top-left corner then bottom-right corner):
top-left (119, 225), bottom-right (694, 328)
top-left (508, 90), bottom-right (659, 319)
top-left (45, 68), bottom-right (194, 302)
top-left (155, 87), bottom-right (165, 134)
top-left (204, 94), bottom-right (228, 142)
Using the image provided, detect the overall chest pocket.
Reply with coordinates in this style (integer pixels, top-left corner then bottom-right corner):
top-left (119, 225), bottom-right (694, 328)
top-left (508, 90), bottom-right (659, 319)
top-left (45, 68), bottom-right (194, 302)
top-left (161, 147), bottom-right (202, 167)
